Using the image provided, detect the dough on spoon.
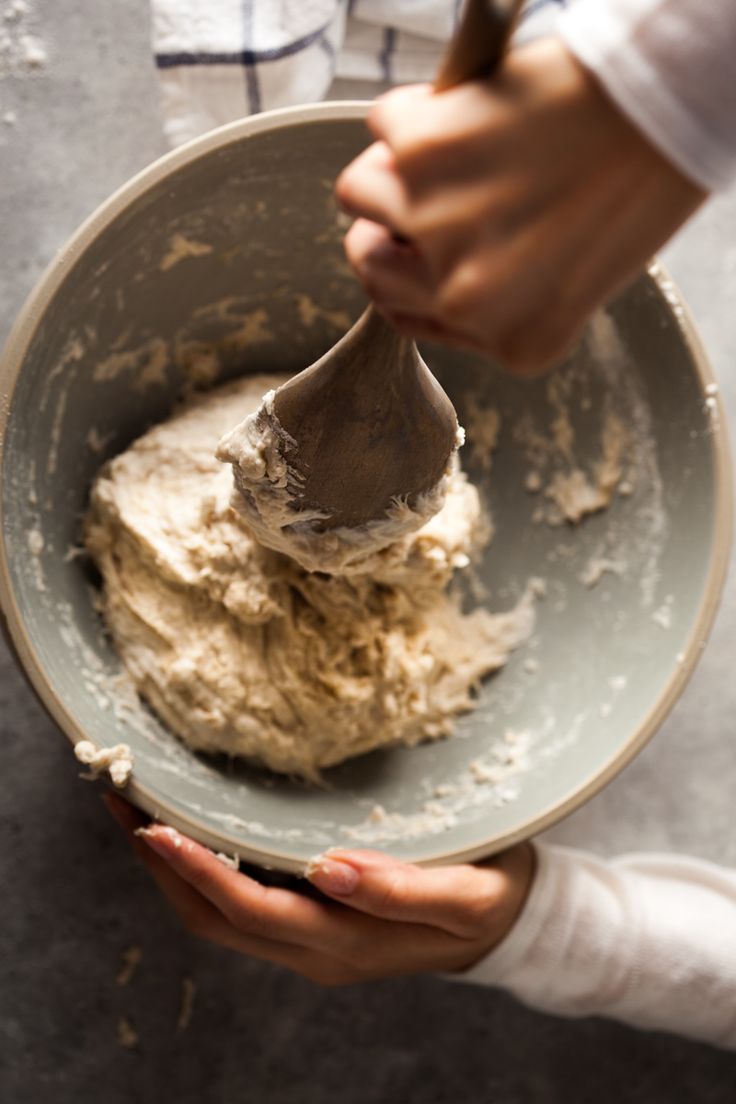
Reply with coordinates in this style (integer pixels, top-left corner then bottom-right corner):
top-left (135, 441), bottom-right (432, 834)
top-left (85, 374), bottom-right (534, 778)
top-left (216, 387), bottom-right (464, 575)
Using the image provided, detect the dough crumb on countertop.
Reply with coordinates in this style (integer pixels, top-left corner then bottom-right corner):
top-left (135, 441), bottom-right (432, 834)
top-left (177, 977), bottom-right (197, 1033)
top-left (116, 945), bottom-right (142, 987)
top-left (116, 1016), bottom-right (139, 1050)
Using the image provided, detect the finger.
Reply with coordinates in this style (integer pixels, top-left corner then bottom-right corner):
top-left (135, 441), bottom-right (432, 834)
top-left (344, 222), bottom-right (496, 354)
top-left (305, 849), bottom-right (514, 939)
top-left (102, 794), bottom-right (233, 937)
top-left (367, 84), bottom-right (434, 147)
top-left (335, 141), bottom-right (411, 234)
top-left (103, 791), bottom-right (147, 832)
top-left (137, 826), bottom-right (472, 972)
top-left (434, 219), bottom-right (586, 376)
top-left (140, 840), bottom-right (246, 944)
top-left (367, 83), bottom-right (495, 179)
top-left (140, 847), bottom-right (359, 981)
top-left (135, 824), bottom-right (490, 977)
top-left (344, 219), bottom-right (435, 315)
top-left (136, 824), bottom-right (366, 955)
top-left (104, 804), bottom-right (358, 980)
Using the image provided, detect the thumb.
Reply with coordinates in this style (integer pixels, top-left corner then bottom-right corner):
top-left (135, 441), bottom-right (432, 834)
top-left (305, 847), bottom-right (531, 940)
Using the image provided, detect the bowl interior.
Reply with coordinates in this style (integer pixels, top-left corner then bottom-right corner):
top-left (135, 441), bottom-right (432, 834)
top-left (1, 109), bottom-right (730, 870)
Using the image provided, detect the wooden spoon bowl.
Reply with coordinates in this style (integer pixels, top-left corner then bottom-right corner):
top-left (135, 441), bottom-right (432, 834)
top-left (273, 305), bottom-right (459, 528)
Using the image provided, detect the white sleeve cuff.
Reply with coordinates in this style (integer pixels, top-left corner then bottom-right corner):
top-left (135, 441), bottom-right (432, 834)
top-left (444, 842), bottom-right (736, 1051)
top-left (558, 0), bottom-right (736, 192)
top-left (458, 842), bottom-right (564, 986)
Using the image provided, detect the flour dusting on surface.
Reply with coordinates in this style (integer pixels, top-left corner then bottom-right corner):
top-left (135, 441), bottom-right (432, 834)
top-left (463, 401), bottom-right (500, 473)
top-left (0, 1), bottom-right (46, 79)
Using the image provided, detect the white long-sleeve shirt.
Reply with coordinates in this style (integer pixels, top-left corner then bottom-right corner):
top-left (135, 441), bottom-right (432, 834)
top-left (453, 844), bottom-right (736, 1051)
top-left (560, 0), bottom-right (736, 191)
top-left (152, 0), bottom-right (736, 191)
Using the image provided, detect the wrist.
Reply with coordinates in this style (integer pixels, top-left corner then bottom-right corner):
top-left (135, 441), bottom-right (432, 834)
top-left (488, 840), bottom-right (537, 949)
top-left (451, 842), bottom-right (537, 974)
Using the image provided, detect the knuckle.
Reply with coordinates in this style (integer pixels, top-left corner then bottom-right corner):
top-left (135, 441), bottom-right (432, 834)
top-left (393, 133), bottom-right (459, 182)
top-left (342, 224), bottom-right (366, 269)
top-left (368, 85), bottom-right (426, 139)
top-left (436, 263), bottom-right (492, 322)
top-left (334, 165), bottom-right (359, 210)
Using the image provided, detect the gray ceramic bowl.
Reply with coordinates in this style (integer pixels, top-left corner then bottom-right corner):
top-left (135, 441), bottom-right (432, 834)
top-left (0, 104), bottom-right (732, 872)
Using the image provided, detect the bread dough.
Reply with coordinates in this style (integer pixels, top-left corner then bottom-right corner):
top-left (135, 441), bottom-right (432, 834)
top-left (85, 374), bottom-right (535, 778)
top-left (74, 739), bottom-right (133, 787)
top-left (216, 387), bottom-right (463, 574)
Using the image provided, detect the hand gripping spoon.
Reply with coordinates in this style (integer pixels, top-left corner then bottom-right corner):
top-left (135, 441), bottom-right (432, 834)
top-left (259, 0), bottom-right (524, 532)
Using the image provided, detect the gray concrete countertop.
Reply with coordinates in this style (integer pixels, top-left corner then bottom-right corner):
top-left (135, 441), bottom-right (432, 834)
top-left (2, 2), bottom-right (735, 1101)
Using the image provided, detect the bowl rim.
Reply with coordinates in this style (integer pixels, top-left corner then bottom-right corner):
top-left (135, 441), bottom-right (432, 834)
top-left (0, 102), bottom-right (733, 873)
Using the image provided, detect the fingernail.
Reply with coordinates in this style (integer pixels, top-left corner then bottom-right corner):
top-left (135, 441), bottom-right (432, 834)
top-left (134, 825), bottom-right (183, 858)
top-left (305, 855), bottom-right (360, 896)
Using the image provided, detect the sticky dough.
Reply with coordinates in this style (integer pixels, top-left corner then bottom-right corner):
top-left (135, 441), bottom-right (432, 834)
top-left (85, 374), bottom-right (534, 778)
top-left (216, 388), bottom-right (463, 574)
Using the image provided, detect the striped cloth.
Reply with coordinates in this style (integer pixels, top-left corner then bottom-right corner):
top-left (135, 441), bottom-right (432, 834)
top-left (152, 0), bottom-right (568, 146)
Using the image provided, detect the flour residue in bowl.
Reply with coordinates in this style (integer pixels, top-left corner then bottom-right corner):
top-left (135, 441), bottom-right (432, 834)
top-left (29, 303), bottom-right (672, 846)
top-left (464, 311), bottom-right (669, 612)
top-left (21, 289), bottom-right (695, 853)
top-left (0, 1), bottom-right (46, 81)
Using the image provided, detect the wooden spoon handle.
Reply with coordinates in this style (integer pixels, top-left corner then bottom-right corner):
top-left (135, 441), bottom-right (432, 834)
top-left (434, 0), bottom-right (526, 91)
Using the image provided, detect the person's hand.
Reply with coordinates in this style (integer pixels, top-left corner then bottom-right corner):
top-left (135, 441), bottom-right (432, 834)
top-left (104, 794), bottom-right (535, 985)
top-left (336, 37), bottom-right (707, 375)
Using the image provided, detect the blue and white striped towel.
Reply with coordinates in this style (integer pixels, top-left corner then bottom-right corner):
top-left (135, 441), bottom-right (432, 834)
top-left (151, 0), bottom-right (568, 147)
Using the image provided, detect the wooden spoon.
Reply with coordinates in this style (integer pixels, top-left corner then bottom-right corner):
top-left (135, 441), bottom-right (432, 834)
top-left (271, 0), bottom-right (525, 529)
